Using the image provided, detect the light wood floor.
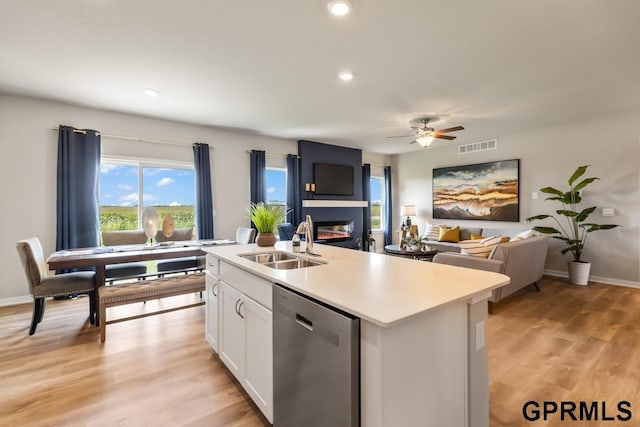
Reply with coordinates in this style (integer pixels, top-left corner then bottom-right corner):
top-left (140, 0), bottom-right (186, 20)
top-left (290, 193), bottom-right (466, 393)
top-left (2, 277), bottom-right (639, 426)
top-left (488, 277), bottom-right (640, 426)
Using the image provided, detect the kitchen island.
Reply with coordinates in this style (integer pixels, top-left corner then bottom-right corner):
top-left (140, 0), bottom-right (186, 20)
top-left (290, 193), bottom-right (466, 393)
top-left (204, 241), bottom-right (509, 427)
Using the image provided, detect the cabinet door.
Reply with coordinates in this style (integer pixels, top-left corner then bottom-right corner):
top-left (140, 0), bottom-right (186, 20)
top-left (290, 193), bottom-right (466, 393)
top-left (219, 282), bottom-right (245, 381)
top-left (241, 296), bottom-right (274, 423)
top-left (205, 271), bottom-right (219, 352)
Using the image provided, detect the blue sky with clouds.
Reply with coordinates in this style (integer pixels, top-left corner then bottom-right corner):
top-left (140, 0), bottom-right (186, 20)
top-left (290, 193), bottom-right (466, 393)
top-left (100, 164), bottom-right (195, 207)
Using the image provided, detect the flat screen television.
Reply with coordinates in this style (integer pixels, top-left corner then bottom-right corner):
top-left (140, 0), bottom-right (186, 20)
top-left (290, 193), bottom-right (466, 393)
top-left (313, 163), bottom-right (354, 196)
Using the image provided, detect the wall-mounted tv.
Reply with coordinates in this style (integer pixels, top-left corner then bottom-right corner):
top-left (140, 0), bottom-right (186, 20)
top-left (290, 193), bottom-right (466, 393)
top-left (314, 163), bottom-right (354, 196)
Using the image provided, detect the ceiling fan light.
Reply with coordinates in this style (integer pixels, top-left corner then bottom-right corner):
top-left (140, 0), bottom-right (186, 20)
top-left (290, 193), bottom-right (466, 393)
top-left (328, 0), bottom-right (352, 16)
top-left (416, 135), bottom-right (435, 147)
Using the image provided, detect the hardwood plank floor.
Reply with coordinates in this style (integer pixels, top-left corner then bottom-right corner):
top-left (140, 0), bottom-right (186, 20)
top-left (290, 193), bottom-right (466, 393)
top-left (488, 277), bottom-right (640, 426)
top-left (0, 294), bottom-right (269, 427)
top-left (2, 277), bottom-right (639, 426)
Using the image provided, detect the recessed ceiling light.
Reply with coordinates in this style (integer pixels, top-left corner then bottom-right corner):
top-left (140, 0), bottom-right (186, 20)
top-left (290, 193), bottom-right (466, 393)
top-left (144, 88), bottom-right (159, 97)
top-left (338, 71), bottom-right (354, 81)
top-left (328, 0), bottom-right (352, 16)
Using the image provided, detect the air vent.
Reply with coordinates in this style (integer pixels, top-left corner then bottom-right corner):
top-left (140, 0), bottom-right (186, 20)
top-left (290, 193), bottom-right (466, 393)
top-left (458, 139), bottom-right (497, 155)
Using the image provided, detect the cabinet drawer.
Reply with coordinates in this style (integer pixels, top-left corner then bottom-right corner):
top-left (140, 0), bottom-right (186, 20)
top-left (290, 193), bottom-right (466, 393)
top-left (206, 254), bottom-right (220, 277)
top-left (220, 262), bottom-right (272, 310)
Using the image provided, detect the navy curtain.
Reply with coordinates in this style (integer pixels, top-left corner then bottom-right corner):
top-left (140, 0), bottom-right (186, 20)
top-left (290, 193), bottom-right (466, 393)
top-left (250, 150), bottom-right (266, 205)
top-left (193, 143), bottom-right (214, 239)
top-left (362, 163), bottom-right (371, 251)
top-left (384, 166), bottom-right (393, 245)
top-left (286, 154), bottom-right (301, 226)
top-left (56, 125), bottom-right (101, 251)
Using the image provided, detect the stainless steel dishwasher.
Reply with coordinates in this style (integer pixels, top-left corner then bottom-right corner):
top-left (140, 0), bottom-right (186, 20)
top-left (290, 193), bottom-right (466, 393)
top-left (273, 284), bottom-right (360, 427)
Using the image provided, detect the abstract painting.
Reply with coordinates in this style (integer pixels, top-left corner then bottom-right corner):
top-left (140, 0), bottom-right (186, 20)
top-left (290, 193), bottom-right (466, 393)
top-left (432, 159), bottom-right (519, 221)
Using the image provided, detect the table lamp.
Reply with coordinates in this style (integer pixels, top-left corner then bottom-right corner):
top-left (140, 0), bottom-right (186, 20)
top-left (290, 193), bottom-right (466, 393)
top-left (401, 205), bottom-right (416, 227)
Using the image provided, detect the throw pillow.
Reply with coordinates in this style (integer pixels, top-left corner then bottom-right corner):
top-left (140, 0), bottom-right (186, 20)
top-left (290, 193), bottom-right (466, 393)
top-left (459, 235), bottom-right (502, 258)
top-left (511, 229), bottom-right (535, 241)
top-left (438, 225), bottom-right (460, 243)
top-left (500, 236), bottom-right (511, 243)
top-left (423, 223), bottom-right (440, 241)
top-left (471, 233), bottom-right (483, 240)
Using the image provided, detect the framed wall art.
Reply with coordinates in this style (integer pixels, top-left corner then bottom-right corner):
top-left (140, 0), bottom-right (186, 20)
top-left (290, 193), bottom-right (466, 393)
top-left (432, 159), bottom-right (519, 222)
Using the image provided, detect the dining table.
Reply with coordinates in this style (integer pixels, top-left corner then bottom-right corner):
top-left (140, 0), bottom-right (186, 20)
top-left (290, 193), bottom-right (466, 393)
top-left (47, 240), bottom-right (233, 325)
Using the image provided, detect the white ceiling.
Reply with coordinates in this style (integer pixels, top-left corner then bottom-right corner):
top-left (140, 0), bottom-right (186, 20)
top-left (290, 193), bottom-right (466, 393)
top-left (1, 0), bottom-right (639, 154)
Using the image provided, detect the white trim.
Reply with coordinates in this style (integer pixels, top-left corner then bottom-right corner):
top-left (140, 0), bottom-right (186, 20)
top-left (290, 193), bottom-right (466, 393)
top-left (0, 295), bottom-right (32, 307)
top-left (544, 269), bottom-right (640, 289)
top-left (302, 200), bottom-right (368, 208)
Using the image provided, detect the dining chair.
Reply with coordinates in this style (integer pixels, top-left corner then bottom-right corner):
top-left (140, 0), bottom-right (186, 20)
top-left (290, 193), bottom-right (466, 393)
top-left (16, 237), bottom-right (96, 335)
top-left (102, 230), bottom-right (148, 283)
top-left (276, 223), bottom-right (296, 241)
top-left (236, 227), bottom-right (256, 244)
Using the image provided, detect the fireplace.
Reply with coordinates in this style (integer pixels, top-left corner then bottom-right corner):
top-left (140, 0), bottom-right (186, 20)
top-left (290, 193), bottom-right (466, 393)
top-left (314, 220), bottom-right (354, 243)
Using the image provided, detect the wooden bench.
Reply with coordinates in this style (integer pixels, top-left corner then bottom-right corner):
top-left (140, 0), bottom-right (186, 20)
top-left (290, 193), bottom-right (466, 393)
top-left (98, 272), bottom-right (205, 342)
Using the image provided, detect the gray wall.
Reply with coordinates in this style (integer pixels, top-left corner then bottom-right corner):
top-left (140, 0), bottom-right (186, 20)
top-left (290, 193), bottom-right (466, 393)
top-left (0, 93), bottom-right (389, 303)
top-left (392, 112), bottom-right (640, 285)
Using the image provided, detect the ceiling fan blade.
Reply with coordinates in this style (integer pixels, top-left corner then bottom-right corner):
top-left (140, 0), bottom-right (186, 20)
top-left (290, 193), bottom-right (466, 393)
top-left (435, 135), bottom-right (456, 140)
top-left (436, 126), bottom-right (464, 134)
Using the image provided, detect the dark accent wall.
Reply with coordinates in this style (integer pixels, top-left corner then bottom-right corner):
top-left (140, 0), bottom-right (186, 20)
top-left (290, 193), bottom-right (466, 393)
top-left (298, 140), bottom-right (364, 249)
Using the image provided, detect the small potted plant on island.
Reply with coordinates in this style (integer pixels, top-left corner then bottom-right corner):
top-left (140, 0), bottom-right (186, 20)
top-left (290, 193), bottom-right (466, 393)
top-left (526, 165), bottom-right (619, 285)
top-left (247, 202), bottom-right (287, 247)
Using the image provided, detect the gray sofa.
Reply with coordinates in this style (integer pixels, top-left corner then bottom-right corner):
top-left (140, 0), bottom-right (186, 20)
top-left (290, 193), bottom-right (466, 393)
top-left (421, 226), bottom-right (483, 253)
top-left (432, 235), bottom-right (548, 312)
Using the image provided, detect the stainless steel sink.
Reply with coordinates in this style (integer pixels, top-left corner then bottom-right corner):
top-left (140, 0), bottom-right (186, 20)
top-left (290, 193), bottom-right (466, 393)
top-left (239, 251), bottom-right (298, 264)
top-left (263, 258), bottom-right (325, 270)
top-left (238, 251), bottom-right (326, 270)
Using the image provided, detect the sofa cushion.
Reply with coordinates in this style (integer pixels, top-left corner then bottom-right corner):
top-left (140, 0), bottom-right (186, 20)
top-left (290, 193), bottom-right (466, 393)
top-left (459, 235), bottom-right (502, 258)
top-left (460, 227), bottom-right (483, 241)
top-left (438, 226), bottom-right (461, 243)
top-left (423, 223), bottom-right (440, 241)
top-left (511, 229), bottom-right (535, 241)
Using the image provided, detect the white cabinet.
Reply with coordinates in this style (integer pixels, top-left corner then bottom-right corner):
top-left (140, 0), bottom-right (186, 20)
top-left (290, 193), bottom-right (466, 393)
top-left (204, 271), bottom-right (219, 352)
top-left (216, 266), bottom-right (273, 423)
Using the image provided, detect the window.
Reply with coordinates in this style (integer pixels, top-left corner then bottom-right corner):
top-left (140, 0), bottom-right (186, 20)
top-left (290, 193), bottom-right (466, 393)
top-left (370, 176), bottom-right (385, 231)
top-left (265, 167), bottom-right (287, 207)
top-left (100, 159), bottom-right (195, 232)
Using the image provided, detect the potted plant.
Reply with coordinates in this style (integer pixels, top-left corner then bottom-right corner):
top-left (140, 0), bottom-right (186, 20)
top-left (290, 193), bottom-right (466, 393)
top-left (247, 202), bottom-right (287, 247)
top-left (526, 165), bottom-right (619, 285)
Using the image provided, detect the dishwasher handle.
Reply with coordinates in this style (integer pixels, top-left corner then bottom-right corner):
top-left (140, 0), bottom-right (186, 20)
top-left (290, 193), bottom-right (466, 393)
top-left (295, 313), bottom-right (313, 331)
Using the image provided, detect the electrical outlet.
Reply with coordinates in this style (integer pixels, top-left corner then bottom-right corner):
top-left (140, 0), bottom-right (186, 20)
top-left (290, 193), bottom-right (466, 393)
top-left (532, 192), bottom-right (538, 200)
top-left (602, 208), bottom-right (615, 217)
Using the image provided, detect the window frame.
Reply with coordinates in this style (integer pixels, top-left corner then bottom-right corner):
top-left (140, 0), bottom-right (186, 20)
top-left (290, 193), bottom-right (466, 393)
top-left (100, 156), bottom-right (195, 230)
top-left (370, 175), bottom-right (385, 232)
top-left (265, 166), bottom-right (288, 208)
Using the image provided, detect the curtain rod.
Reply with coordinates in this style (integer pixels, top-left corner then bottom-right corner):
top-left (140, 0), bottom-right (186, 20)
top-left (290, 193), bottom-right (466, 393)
top-left (51, 127), bottom-right (195, 148)
top-left (246, 150), bottom-right (299, 159)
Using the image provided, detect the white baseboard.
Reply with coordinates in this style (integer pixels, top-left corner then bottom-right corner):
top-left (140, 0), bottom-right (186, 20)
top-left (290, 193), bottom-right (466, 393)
top-left (544, 269), bottom-right (640, 289)
top-left (0, 295), bottom-right (32, 307)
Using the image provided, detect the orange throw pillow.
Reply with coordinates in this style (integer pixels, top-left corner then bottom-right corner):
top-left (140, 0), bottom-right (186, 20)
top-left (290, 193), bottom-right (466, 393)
top-left (438, 225), bottom-right (460, 243)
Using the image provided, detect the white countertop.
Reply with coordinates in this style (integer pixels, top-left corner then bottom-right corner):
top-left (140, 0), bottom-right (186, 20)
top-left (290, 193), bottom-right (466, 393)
top-left (204, 242), bottom-right (510, 327)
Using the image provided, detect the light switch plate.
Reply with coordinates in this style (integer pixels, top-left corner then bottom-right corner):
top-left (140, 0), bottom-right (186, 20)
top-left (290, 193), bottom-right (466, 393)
top-left (602, 208), bottom-right (615, 217)
top-left (532, 192), bottom-right (538, 200)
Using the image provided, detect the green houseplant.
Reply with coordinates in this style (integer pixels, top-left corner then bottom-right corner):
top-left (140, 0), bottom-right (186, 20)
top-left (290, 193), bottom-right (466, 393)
top-left (247, 202), bottom-right (287, 247)
top-left (526, 165), bottom-right (619, 285)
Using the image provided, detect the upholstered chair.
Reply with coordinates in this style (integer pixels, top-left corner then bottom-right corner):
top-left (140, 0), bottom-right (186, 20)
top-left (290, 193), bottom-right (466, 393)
top-left (276, 223), bottom-right (295, 241)
top-left (236, 227), bottom-right (256, 244)
top-left (156, 227), bottom-right (202, 274)
top-left (16, 237), bottom-right (96, 335)
top-left (102, 230), bottom-right (148, 283)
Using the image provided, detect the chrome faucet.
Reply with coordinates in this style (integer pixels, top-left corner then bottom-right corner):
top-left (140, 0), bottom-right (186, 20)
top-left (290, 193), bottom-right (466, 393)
top-left (296, 215), bottom-right (315, 255)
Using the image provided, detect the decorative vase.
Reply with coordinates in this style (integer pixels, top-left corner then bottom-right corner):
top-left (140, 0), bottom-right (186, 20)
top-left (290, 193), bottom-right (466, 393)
top-left (255, 232), bottom-right (276, 247)
top-left (568, 261), bottom-right (591, 285)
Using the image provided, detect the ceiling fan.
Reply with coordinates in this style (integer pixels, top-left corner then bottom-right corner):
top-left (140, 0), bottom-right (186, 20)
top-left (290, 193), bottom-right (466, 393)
top-left (387, 117), bottom-right (464, 147)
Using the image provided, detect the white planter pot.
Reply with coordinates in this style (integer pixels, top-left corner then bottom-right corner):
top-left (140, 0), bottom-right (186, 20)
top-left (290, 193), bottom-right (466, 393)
top-left (568, 261), bottom-right (591, 285)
